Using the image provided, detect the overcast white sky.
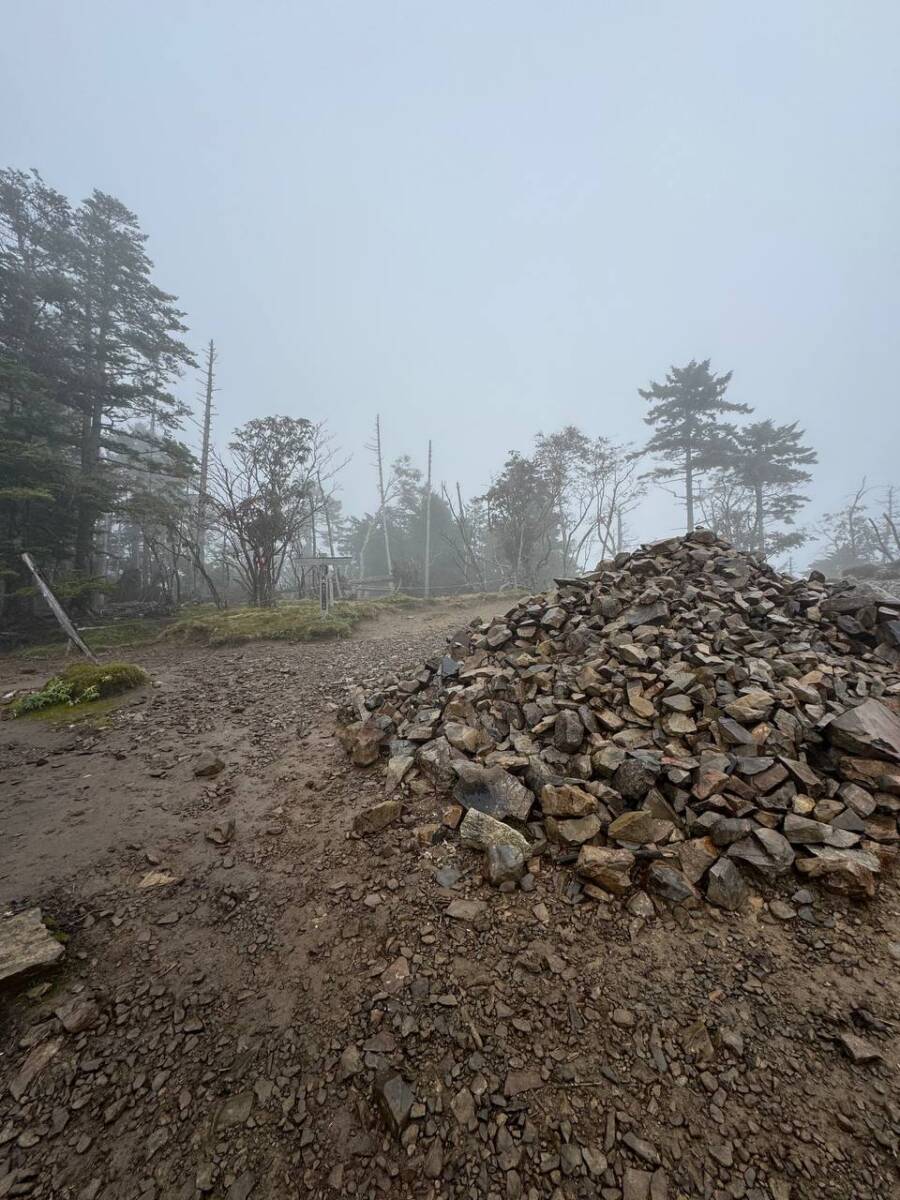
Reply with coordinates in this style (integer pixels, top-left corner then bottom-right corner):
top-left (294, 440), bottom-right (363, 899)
top-left (5, 2), bottom-right (900, 562)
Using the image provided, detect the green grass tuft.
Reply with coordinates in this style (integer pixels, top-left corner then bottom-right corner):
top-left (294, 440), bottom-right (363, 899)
top-left (161, 592), bottom-right (525, 647)
top-left (161, 600), bottom-right (372, 646)
top-left (58, 661), bottom-right (148, 697)
top-left (15, 693), bottom-right (129, 726)
top-left (11, 660), bottom-right (148, 717)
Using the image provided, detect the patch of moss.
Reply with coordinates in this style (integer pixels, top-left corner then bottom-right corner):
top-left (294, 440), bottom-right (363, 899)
top-left (161, 601), bottom-right (360, 646)
top-left (158, 591), bottom-right (528, 648)
top-left (57, 661), bottom-right (148, 697)
top-left (17, 693), bottom-right (127, 725)
top-left (11, 660), bottom-right (148, 717)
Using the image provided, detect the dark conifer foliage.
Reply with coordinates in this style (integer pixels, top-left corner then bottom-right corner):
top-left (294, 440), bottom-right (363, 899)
top-left (0, 169), bottom-right (194, 605)
top-left (725, 420), bottom-right (817, 557)
top-left (639, 358), bottom-right (751, 531)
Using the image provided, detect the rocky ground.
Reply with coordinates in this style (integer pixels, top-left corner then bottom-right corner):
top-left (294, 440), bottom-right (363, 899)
top-left (0, 595), bottom-right (898, 1200)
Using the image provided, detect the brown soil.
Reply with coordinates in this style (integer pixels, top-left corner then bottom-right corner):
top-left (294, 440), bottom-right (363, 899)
top-left (0, 599), bottom-right (898, 1200)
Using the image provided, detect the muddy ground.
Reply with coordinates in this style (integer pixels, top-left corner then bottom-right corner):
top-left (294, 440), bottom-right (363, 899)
top-left (0, 599), bottom-right (898, 1200)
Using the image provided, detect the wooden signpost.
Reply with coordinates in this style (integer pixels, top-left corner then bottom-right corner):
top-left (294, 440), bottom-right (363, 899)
top-left (21, 553), bottom-right (98, 662)
top-left (293, 555), bottom-right (352, 613)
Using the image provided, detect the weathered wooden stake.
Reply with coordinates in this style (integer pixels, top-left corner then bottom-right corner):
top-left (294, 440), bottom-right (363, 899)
top-left (21, 553), bottom-right (98, 662)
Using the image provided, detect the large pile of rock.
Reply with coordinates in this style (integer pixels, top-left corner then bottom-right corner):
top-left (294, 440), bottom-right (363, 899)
top-left (338, 531), bottom-right (900, 911)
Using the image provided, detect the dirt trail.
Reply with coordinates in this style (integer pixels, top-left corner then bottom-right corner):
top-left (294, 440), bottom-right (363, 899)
top-left (0, 598), bottom-right (898, 1200)
top-left (0, 597), bottom-right (508, 900)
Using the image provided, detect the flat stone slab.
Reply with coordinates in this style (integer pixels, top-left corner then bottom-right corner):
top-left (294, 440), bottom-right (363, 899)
top-left (828, 698), bottom-right (900, 762)
top-left (0, 908), bottom-right (64, 984)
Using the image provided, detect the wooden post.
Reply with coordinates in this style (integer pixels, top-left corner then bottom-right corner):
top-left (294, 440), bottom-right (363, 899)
top-left (319, 470), bottom-right (342, 598)
top-left (21, 554), bottom-right (98, 662)
top-left (196, 340), bottom-right (216, 592)
top-left (375, 415), bottom-right (393, 581)
top-left (423, 439), bottom-right (432, 599)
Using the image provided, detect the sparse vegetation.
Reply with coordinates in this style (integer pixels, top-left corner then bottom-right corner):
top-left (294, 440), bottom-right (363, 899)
top-left (11, 660), bottom-right (148, 716)
top-left (159, 592), bottom-right (513, 647)
top-left (18, 617), bottom-right (173, 660)
top-left (11, 592), bottom-right (522, 658)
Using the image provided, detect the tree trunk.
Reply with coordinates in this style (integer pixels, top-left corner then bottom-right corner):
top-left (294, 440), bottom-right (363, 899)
top-left (374, 416), bottom-right (393, 580)
top-left (74, 400), bottom-right (104, 576)
top-left (320, 472), bottom-right (342, 599)
top-left (358, 520), bottom-right (372, 581)
top-left (423, 440), bottom-right (432, 599)
top-left (685, 444), bottom-right (695, 532)
top-left (258, 546), bottom-right (277, 608)
top-left (754, 485), bottom-right (765, 559)
top-left (196, 340), bottom-right (216, 594)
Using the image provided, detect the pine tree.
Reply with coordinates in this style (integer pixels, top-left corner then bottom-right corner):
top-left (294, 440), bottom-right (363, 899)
top-left (639, 359), bottom-right (750, 531)
top-left (67, 190), bottom-right (194, 573)
top-left (0, 170), bottom-right (81, 602)
top-left (1, 170), bottom-right (197, 613)
top-left (726, 420), bottom-right (817, 557)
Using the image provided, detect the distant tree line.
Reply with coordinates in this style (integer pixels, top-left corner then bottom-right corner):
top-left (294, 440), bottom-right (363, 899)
top-left (0, 169), bottom-right (346, 618)
top-left (2, 167), bottom-right (898, 622)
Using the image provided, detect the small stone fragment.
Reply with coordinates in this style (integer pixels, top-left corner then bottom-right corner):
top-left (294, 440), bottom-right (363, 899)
top-left (206, 817), bottom-right (235, 846)
top-left (445, 899), bottom-right (487, 922)
top-left (646, 863), bottom-right (700, 905)
top-left (193, 752), bottom-right (225, 778)
top-left (484, 843), bottom-right (526, 886)
top-left (374, 1071), bottom-right (415, 1135)
top-left (0, 908), bottom-right (64, 984)
top-left (352, 799), bottom-right (402, 835)
top-left (706, 858), bottom-right (749, 911)
top-left (459, 808), bottom-right (530, 856)
top-left (54, 994), bottom-right (100, 1034)
top-left (575, 846), bottom-right (635, 894)
top-left (608, 810), bottom-right (673, 846)
top-left (837, 1032), bottom-right (883, 1064)
top-left (540, 783), bottom-right (597, 817)
top-left (453, 762), bottom-right (534, 821)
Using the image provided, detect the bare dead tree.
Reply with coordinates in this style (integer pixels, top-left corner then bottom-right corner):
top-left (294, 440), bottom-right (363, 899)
top-left (206, 418), bottom-right (347, 607)
top-left (441, 483), bottom-right (488, 590)
top-left (368, 414), bottom-right (393, 580)
top-left (869, 509), bottom-right (900, 562)
top-left (423, 439), bottom-right (432, 599)
top-left (195, 340), bottom-right (217, 576)
top-left (571, 440), bottom-right (645, 570)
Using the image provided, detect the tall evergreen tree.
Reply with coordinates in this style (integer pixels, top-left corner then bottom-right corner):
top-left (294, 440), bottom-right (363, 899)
top-left (67, 190), bottom-right (194, 572)
top-left (639, 359), bottom-right (750, 531)
top-left (0, 170), bottom-right (81, 598)
top-left (725, 420), bottom-right (817, 557)
top-left (1, 170), bottom-right (197, 614)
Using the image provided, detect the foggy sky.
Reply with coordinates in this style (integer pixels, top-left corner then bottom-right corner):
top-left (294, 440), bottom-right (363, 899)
top-left (5, 2), bottom-right (900, 562)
